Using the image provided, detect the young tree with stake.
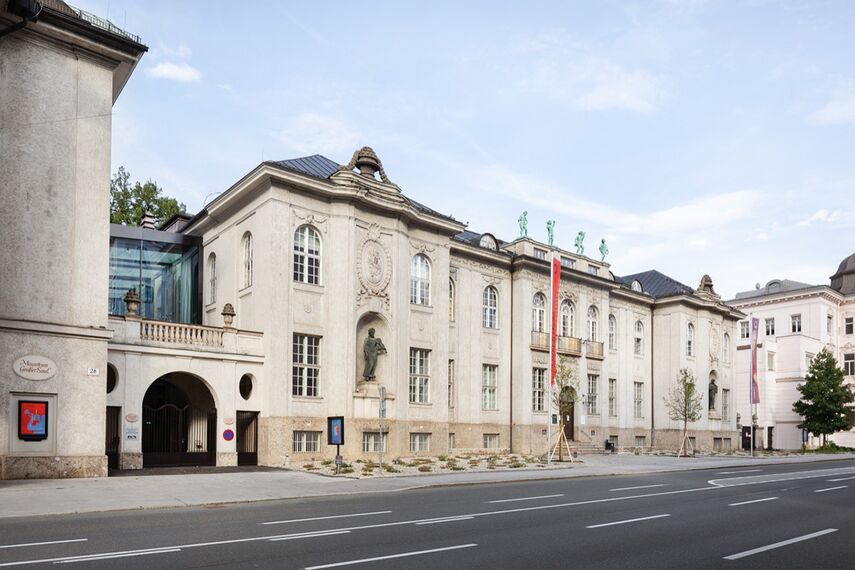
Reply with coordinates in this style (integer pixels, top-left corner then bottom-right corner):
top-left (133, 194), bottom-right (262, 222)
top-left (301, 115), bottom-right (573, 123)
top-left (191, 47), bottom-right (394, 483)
top-left (664, 368), bottom-right (703, 457)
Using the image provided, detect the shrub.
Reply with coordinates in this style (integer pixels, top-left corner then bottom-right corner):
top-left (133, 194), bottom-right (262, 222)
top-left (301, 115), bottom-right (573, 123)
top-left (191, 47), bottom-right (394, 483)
top-left (417, 465), bottom-right (432, 472)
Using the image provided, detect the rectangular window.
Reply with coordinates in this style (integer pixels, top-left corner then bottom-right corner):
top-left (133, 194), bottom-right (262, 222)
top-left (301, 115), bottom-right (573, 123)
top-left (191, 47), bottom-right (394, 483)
top-left (791, 314), bottom-right (802, 333)
top-left (560, 256), bottom-right (575, 269)
top-left (608, 378), bottom-right (617, 417)
top-left (483, 433), bottom-right (499, 449)
top-left (608, 435), bottom-right (618, 449)
top-left (482, 364), bottom-right (498, 410)
top-left (447, 360), bottom-right (455, 409)
top-left (588, 266), bottom-right (599, 276)
top-left (713, 437), bottom-right (722, 451)
top-left (587, 374), bottom-right (599, 415)
top-left (846, 317), bottom-right (854, 335)
top-left (448, 432), bottom-right (455, 449)
top-left (533, 248), bottom-right (548, 260)
top-left (722, 438), bottom-right (732, 450)
top-left (634, 435), bottom-right (646, 447)
top-left (633, 382), bottom-right (644, 418)
top-left (740, 321), bottom-right (749, 339)
top-left (292, 334), bottom-right (320, 397)
top-left (845, 354), bottom-right (855, 376)
top-left (292, 431), bottom-right (321, 452)
top-left (767, 351), bottom-right (776, 371)
top-left (827, 315), bottom-right (833, 334)
top-left (805, 352), bottom-right (814, 371)
top-left (409, 433), bottom-right (431, 452)
top-left (532, 368), bottom-right (546, 412)
top-left (722, 389), bottom-right (730, 421)
top-left (689, 436), bottom-right (697, 450)
top-left (362, 432), bottom-right (386, 453)
top-left (409, 348), bottom-right (430, 404)
top-left (765, 318), bottom-right (775, 336)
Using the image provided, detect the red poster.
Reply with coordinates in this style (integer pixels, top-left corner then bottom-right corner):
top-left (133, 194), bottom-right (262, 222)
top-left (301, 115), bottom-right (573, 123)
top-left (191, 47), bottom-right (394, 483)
top-left (550, 256), bottom-right (561, 384)
top-left (18, 401), bottom-right (48, 441)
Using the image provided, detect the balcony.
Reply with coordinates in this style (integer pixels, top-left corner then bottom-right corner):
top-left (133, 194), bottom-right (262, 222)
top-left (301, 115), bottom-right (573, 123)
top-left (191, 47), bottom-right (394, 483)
top-left (557, 336), bottom-right (582, 356)
top-left (531, 330), bottom-right (549, 351)
top-left (586, 341), bottom-right (604, 360)
top-left (109, 316), bottom-right (263, 356)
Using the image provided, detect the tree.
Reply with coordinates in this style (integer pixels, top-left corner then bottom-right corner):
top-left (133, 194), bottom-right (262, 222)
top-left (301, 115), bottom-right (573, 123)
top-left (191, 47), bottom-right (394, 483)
top-left (793, 349), bottom-right (854, 446)
top-left (110, 166), bottom-right (185, 227)
top-left (664, 368), bottom-right (703, 457)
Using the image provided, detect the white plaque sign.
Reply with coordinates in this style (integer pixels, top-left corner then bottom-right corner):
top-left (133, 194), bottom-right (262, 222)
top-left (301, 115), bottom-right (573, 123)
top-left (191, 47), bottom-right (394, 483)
top-left (13, 355), bottom-right (57, 381)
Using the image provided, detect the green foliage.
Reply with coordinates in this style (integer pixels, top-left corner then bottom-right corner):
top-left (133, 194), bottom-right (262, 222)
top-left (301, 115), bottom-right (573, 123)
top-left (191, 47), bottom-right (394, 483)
top-left (793, 349), bottom-right (855, 445)
top-left (664, 368), bottom-right (704, 424)
top-left (110, 166), bottom-right (185, 226)
top-left (417, 465), bottom-right (432, 472)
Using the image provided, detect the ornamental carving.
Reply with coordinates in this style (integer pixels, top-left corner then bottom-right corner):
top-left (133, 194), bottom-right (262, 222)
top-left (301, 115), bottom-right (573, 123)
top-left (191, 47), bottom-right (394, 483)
top-left (293, 209), bottom-right (329, 233)
top-left (357, 224), bottom-right (392, 309)
top-left (709, 321), bottom-right (721, 363)
top-left (453, 256), bottom-right (509, 279)
top-left (483, 274), bottom-right (502, 287)
top-left (410, 239), bottom-right (436, 255)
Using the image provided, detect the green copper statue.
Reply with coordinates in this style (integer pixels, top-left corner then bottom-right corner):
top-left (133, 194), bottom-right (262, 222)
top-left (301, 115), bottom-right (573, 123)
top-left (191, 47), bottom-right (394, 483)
top-left (546, 220), bottom-right (555, 246)
top-left (574, 231), bottom-right (585, 256)
top-left (518, 211), bottom-right (528, 237)
top-left (362, 328), bottom-right (387, 380)
top-left (599, 238), bottom-right (609, 262)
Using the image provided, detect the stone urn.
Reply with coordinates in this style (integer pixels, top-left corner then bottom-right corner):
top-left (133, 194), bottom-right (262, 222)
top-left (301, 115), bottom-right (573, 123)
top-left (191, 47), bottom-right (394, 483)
top-left (123, 288), bottom-right (141, 317)
top-left (222, 303), bottom-right (236, 328)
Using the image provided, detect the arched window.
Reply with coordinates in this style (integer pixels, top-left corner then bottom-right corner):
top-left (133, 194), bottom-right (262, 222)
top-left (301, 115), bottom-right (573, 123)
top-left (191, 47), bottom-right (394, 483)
top-left (293, 225), bottom-right (322, 285)
top-left (723, 333), bottom-right (731, 363)
top-left (483, 286), bottom-right (498, 329)
top-left (634, 320), bottom-right (644, 355)
top-left (587, 305), bottom-right (599, 342)
top-left (608, 314), bottom-right (617, 351)
top-left (560, 300), bottom-right (574, 337)
top-left (532, 293), bottom-right (547, 332)
top-left (410, 254), bottom-right (431, 305)
top-left (631, 280), bottom-right (643, 293)
top-left (241, 232), bottom-right (253, 289)
top-left (449, 279), bottom-right (456, 321)
top-left (687, 323), bottom-right (695, 357)
top-left (207, 252), bottom-right (217, 304)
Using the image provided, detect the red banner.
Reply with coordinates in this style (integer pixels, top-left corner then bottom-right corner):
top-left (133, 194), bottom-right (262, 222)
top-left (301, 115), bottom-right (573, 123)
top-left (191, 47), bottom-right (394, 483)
top-left (550, 256), bottom-right (560, 384)
top-left (750, 317), bottom-right (760, 404)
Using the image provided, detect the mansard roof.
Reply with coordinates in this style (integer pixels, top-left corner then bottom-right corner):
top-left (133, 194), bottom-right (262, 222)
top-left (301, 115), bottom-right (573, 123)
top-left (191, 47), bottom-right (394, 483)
top-left (732, 278), bottom-right (817, 300)
top-left (830, 252), bottom-right (855, 296)
top-left (616, 269), bottom-right (695, 299)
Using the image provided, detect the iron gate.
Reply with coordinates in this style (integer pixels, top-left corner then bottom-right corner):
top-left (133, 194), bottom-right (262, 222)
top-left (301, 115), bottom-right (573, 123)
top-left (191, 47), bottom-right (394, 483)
top-left (236, 411), bottom-right (258, 466)
top-left (142, 404), bottom-right (216, 467)
top-left (105, 406), bottom-right (121, 470)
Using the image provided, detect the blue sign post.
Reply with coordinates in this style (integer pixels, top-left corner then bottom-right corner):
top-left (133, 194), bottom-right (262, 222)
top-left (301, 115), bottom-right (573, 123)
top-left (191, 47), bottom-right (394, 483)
top-left (328, 416), bottom-right (344, 474)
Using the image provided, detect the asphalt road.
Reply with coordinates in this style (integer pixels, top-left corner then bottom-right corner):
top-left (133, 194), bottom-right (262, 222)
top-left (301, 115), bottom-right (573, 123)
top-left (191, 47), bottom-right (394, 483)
top-left (1, 458), bottom-right (854, 569)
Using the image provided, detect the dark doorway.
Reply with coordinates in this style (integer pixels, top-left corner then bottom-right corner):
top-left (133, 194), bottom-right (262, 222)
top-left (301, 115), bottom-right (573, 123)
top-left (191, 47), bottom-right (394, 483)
top-left (105, 406), bottom-right (121, 469)
top-left (741, 426), bottom-right (751, 450)
top-left (766, 427), bottom-right (774, 450)
top-left (559, 387), bottom-right (575, 441)
top-left (236, 411), bottom-right (258, 466)
top-left (142, 374), bottom-right (216, 467)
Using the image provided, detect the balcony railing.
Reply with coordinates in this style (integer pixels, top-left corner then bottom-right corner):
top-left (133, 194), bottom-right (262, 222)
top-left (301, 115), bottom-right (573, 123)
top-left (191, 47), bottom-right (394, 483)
top-left (586, 341), bottom-right (604, 359)
top-left (557, 336), bottom-right (582, 355)
top-left (140, 320), bottom-right (224, 347)
top-left (531, 330), bottom-right (549, 350)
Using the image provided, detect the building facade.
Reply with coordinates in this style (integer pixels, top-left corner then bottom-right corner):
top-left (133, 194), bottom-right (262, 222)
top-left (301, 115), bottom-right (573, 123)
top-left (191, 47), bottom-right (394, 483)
top-left (729, 262), bottom-right (855, 450)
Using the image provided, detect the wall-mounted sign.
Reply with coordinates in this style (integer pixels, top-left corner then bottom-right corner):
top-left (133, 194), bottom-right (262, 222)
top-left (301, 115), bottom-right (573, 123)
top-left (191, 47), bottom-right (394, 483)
top-left (223, 429), bottom-right (235, 442)
top-left (18, 401), bottom-right (48, 441)
top-left (125, 426), bottom-right (139, 440)
top-left (86, 368), bottom-right (100, 376)
top-left (125, 414), bottom-right (140, 423)
top-left (223, 416), bottom-right (235, 426)
top-left (327, 416), bottom-right (344, 446)
top-left (13, 355), bottom-right (57, 381)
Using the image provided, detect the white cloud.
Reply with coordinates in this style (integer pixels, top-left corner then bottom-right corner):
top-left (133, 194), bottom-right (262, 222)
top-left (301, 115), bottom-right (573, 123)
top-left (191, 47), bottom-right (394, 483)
top-left (575, 61), bottom-right (664, 113)
top-left (278, 113), bottom-right (361, 159)
top-left (798, 208), bottom-right (846, 226)
top-left (152, 42), bottom-right (192, 59)
top-left (146, 62), bottom-right (202, 83)
top-left (809, 87), bottom-right (855, 125)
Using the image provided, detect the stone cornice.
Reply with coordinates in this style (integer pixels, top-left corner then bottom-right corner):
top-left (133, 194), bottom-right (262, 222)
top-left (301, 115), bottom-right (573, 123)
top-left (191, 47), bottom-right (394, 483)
top-left (652, 294), bottom-right (744, 320)
top-left (728, 286), bottom-right (843, 309)
top-left (0, 318), bottom-right (113, 341)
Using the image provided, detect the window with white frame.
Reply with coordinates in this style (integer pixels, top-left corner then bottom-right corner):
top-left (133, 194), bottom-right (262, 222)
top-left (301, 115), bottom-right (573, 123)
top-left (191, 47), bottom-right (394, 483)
top-left (532, 368), bottom-right (546, 412)
top-left (587, 374), bottom-right (599, 415)
top-left (634, 321), bottom-right (644, 355)
top-left (687, 323), bottom-right (695, 357)
top-left (723, 333), bottom-right (731, 363)
top-left (634, 435), bottom-right (646, 447)
top-left (207, 253), bottom-right (217, 304)
top-left (362, 432), bottom-right (386, 452)
top-left (292, 334), bottom-right (320, 397)
top-left (740, 321), bottom-right (749, 339)
top-left (292, 431), bottom-right (321, 452)
top-left (479, 234), bottom-right (497, 250)
top-left (588, 305), bottom-right (599, 342)
top-left (409, 433), bottom-right (431, 452)
top-left (293, 225), bottom-right (321, 285)
top-left (633, 382), bottom-right (644, 418)
top-left (827, 314), bottom-right (833, 334)
top-left (846, 317), bottom-right (854, 335)
top-left (765, 318), bottom-right (775, 336)
top-left (534, 248), bottom-right (547, 260)
top-left (560, 300), bottom-right (574, 337)
top-left (482, 286), bottom-right (498, 329)
top-left (631, 280), bottom-right (643, 293)
top-left (767, 351), bottom-right (776, 371)
top-left (532, 293), bottom-right (547, 332)
top-left (410, 254), bottom-right (431, 305)
top-left (608, 378), bottom-right (617, 417)
top-left (722, 389), bottom-right (730, 421)
top-left (483, 433), bottom-right (499, 449)
top-left (588, 266), bottom-right (599, 276)
top-left (560, 256), bottom-right (575, 269)
top-left (608, 315), bottom-right (617, 350)
top-left (241, 232), bottom-right (253, 289)
top-left (791, 314), bottom-right (802, 333)
top-left (448, 279), bottom-right (455, 321)
top-left (409, 348), bottom-right (430, 403)
top-left (448, 359), bottom-right (455, 409)
top-left (448, 432), bottom-right (455, 449)
top-left (844, 353), bottom-right (854, 376)
top-left (482, 364), bottom-right (498, 410)
top-left (805, 352), bottom-right (815, 371)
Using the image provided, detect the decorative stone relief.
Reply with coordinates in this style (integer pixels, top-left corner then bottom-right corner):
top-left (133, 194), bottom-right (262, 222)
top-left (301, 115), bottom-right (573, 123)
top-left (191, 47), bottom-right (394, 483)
top-left (709, 321), bottom-right (721, 363)
top-left (410, 239), bottom-right (436, 255)
top-left (357, 224), bottom-right (392, 309)
top-left (293, 209), bottom-right (329, 233)
top-left (453, 257), bottom-right (509, 279)
top-left (483, 274), bottom-right (502, 287)
top-left (532, 354), bottom-right (548, 365)
top-left (587, 360), bottom-right (602, 372)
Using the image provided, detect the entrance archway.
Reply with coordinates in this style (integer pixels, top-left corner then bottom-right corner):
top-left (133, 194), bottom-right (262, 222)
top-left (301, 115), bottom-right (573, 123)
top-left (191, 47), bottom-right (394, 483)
top-left (142, 373), bottom-right (217, 467)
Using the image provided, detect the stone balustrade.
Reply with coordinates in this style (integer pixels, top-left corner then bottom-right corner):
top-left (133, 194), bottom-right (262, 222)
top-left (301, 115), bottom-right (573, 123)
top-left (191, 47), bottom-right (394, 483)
top-left (108, 315), bottom-right (263, 356)
top-left (586, 340), bottom-right (604, 359)
top-left (557, 335), bottom-right (582, 355)
top-left (140, 320), bottom-right (224, 347)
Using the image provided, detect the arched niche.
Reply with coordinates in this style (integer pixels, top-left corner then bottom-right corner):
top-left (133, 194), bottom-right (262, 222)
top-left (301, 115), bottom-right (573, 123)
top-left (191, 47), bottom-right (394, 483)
top-left (355, 312), bottom-right (389, 388)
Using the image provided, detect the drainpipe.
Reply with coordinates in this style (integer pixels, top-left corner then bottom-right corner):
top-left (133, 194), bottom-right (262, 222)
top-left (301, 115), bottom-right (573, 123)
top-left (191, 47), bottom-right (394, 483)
top-left (0, 1), bottom-right (42, 40)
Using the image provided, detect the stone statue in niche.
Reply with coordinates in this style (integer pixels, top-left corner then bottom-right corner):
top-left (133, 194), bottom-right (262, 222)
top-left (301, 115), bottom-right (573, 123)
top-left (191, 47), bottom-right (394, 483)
top-left (362, 328), bottom-right (387, 380)
top-left (708, 377), bottom-right (718, 411)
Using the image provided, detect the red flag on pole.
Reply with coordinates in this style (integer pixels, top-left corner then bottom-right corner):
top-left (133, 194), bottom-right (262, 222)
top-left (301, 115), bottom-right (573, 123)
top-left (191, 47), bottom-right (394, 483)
top-left (550, 255), bottom-right (561, 385)
top-left (750, 317), bottom-right (760, 404)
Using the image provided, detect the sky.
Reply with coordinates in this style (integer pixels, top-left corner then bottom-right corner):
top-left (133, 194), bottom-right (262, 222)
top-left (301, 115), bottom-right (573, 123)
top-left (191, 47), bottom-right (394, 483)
top-left (76, 0), bottom-right (855, 299)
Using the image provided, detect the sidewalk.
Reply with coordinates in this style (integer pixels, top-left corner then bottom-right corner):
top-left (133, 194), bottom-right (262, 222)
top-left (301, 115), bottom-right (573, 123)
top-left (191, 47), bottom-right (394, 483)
top-left (1, 453), bottom-right (852, 519)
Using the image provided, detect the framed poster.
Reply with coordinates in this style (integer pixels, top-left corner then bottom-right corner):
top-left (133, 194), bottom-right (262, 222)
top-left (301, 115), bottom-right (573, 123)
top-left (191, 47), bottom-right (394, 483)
top-left (18, 400), bottom-right (49, 441)
top-left (327, 416), bottom-right (344, 446)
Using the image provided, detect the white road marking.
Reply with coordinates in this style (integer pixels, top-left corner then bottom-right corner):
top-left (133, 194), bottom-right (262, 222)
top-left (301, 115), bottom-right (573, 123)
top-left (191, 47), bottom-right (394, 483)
top-left (827, 476), bottom-right (855, 482)
top-left (723, 529), bottom-right (837, 560)
top-left (488, 494), bottom-right (564, 503)
top-left (262, 510), bottom-right (392, 525)
top-left (415, 517), bottom-right (475, 525)
top-left (709, 466), bottom-right (855, 487)
top-left (609, 484), bottom-right (667, 492)
top-left (586, 514), bottom-right (670, 529)
top-left (729, 497), bottom-right (779, 506)
top-left (0, 539), bottom-right (87, 550)
top-left (814, 486), bottom-right (847, 493)
top-left (53, 549), bottom-right (180, 564)
top-left (304, 543), bottom-right (478, 569)
top-left (269, 531), bottom-right (350, 541)
top-left (716, 469), bottom-right (763, 475)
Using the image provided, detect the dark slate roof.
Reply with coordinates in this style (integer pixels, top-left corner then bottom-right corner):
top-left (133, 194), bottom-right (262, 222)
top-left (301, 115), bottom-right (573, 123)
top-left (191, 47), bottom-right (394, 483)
top-left (272, 155), bottom-right (340, 179)
top-left (733, 279), bottom-right (817, 300)
top-left (617, 270), bottom-right (695, 299)
top-left (452, 229), bottom-right (507, 249)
